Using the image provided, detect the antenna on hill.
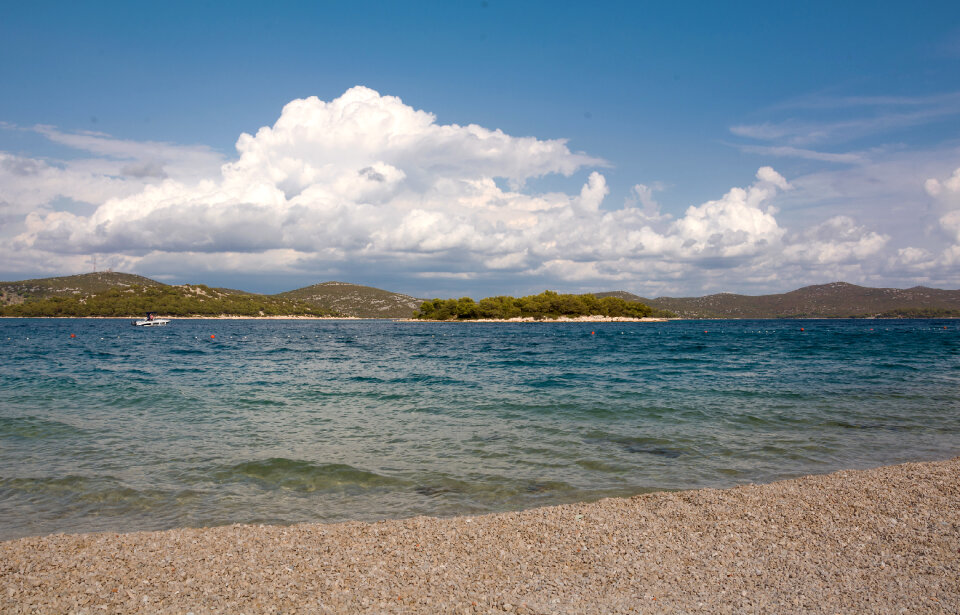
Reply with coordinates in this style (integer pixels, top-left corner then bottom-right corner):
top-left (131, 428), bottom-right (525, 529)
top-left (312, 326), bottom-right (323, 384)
top-left (92, 255), bottom-right (97, 273)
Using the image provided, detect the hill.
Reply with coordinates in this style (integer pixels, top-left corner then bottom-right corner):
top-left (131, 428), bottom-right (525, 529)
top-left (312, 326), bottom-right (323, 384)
top-left (0, 282), bottom-right (336, 318)
top-left (597, 282), bottom-right (960, 318)
top-left (277, 281), bottom-right (423, 318)
top-left (0, 274), bottom-right (417, 318)
top-left (5, 274), bottom-right (958, 319)
top-left (0, 272), bottom-right (163, 305)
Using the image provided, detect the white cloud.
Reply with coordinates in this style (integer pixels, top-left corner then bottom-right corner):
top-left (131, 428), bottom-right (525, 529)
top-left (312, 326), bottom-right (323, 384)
top-left (4, 86), bottom-right (959, 295)
top-left (0, 152), bottom-right (137, 213)
top-left (0, 123), bottom-right (226, 231)
top-left (924, 167), bottom-right (960, 201)
top-left (666, 167), bottom-right (787, 258)
top-left (782, 216), bottom-right (889, 264)
top-left (31, 125), bottom-right (224, 183)
top-left (736, 144), bottom-right (866, 164)
top-left (625, 182), bottom-right (668, 219)
top-left (862, 167), bottom-right (960, 282)
top-left (731, 92), bottom-right (960, 147)
top-left (924, 167), bottom-right (960, 246)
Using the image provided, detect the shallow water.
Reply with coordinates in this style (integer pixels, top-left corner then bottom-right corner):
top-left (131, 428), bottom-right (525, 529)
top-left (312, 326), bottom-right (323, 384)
top-left (1, 318), bottom-right (958, 539)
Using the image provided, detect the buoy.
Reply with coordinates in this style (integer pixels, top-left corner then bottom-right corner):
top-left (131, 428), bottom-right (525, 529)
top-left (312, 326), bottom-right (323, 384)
top-left (800, 328), bottom-right (804, 331)
top-left (70, 333), bottom-right (76, 338)
top-left (591, 331), bottom-right (595, 335)
top-left (210, 334), bottom-right (215, 339)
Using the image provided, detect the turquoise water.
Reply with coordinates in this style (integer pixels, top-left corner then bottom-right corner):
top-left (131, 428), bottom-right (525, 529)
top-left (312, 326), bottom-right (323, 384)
top-left (1, 318), bottom-right (958, 540)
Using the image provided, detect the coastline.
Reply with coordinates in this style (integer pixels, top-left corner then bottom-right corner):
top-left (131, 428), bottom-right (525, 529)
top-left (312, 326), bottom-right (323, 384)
top-left (0, 315), bottom-right (363, 320)
top-left (2, 457), bottom-right (957, 613)
top-left (398, 316), bottom-right (672, 323)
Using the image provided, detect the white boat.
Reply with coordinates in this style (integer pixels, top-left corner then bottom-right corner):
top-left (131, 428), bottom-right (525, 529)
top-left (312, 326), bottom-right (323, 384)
top-left (132, 312), bottom-right (170, 326)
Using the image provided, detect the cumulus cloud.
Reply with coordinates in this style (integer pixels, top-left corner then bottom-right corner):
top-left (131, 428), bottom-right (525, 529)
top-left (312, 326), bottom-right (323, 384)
top-left (782, 216), bottom-right (889, 264)
top-left (924, 167), bottom-right (960, 201)
top-left (31, 125), bottom-right (223, 183)
top-left (3, 86), bottom-right (957, 294)
top-left (625, 182), bottom-right (667, 219)
top-left (923, 167), bottom-right (960, 242)
top-left (870, 167), bottom-right (960, 280)
top-left (0, 122), bottom-right (225, 230)
top-left (0, 152), bottom-right (136, 213)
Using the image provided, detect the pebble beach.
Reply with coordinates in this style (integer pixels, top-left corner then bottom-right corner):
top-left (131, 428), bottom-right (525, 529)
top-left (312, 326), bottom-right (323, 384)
top-left (2, 457), bottom-right (958, 614)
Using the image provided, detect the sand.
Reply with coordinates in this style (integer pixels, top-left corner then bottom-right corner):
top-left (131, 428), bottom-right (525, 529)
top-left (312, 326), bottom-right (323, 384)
top-left (2, 458), bottom-right (958, 614)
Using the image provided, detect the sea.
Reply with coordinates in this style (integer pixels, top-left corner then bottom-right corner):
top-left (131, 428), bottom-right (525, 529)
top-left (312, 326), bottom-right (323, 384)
top-left (1, 317), bottom-right (958, 540)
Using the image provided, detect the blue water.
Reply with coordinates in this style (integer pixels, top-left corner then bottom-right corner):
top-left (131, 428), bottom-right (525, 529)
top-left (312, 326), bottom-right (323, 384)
top-left (1, 318), bottom-right (958, 540)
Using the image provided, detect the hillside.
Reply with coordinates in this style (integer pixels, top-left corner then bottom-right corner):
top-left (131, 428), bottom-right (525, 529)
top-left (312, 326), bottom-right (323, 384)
top-left (4, 274), bottom-right (958, 319)
top-left (597, 282), bottom-right (960, 318)
top-left (0, 272), bottom-right (163, 305)
top-left (277, 281), bottom-right (423, 318)
top-left (0, 274), bottom-right (416, 318)
top-left (0, 283), bottom-right (336, 318)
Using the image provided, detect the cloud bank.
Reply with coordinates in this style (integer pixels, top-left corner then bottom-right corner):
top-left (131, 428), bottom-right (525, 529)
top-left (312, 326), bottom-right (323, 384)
top-left (2, 86), bottom-right (958, 295)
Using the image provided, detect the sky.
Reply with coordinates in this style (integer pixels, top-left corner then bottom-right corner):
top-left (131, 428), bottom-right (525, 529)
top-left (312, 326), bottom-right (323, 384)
top-left (2, 1), bottom-right (960, 298)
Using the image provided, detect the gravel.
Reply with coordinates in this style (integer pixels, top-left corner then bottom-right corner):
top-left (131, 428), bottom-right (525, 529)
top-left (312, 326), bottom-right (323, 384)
top-left (2, 457), bottom-right (958, 614)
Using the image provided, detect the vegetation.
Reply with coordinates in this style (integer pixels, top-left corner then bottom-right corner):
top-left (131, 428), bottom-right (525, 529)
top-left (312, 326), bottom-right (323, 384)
top-left (601, 282), bottom-right (960, 319)
top-left (413, 290), bottom-right (673, 320)
top-left (277, 281), bottom-right (423, 318)
top-left (0, 272), bottom-right (162, 305)
top-left (4, 272), bottom-right (958, 319)
top-left (0, 284), bottom-right (337, 318)
top-left (860, 308), bottom-right (960, 319)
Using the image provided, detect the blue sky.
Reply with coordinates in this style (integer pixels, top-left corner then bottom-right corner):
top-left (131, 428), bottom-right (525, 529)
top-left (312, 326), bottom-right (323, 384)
top-left (2, 1), bottom-right (960, 297)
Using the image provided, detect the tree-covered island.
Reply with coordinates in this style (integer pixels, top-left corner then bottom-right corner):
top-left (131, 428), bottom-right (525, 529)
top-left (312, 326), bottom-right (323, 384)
top-left (413, 290), bottom-right (675, 320)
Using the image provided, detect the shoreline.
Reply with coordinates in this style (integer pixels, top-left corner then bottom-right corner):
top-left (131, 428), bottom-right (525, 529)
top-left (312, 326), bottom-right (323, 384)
top-left (0, 315), bottom-right (363, 320)
top-left (398, 315), bottom-right (672, 323)
top-left (3, 457), bottom-right (957, 613)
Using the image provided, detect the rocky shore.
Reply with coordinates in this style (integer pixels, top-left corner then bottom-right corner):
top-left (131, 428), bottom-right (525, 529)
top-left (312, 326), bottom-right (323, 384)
top-left (2, 457), bottom-right (958, 614)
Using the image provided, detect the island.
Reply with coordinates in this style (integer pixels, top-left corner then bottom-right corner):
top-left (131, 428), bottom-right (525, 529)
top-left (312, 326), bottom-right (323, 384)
top-left (413, 290), bottom-right (675, 320)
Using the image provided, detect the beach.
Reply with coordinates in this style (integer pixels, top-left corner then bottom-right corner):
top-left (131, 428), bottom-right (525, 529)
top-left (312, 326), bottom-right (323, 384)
top-left (2, 457), bottom-right (957, 614)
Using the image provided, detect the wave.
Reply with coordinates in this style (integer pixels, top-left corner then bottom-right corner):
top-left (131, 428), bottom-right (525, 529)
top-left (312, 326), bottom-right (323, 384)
top-left (168, 347), bottom-right (209, 356)
top-left (0, 475), bottom-right (199, 510)
top-left (584, 432), bottom-right (689, 458)
top-left (212, 458), bottom-right (407, 492)
top-left (822, 420), bottom-right (921, 432)
top-left (0, 416), bottom-right (90, 439)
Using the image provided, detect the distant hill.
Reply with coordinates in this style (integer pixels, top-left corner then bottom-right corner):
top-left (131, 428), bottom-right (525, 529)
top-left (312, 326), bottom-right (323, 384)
top-left (597, 282), bottom-right (960, 318)
top-left (5, 274), bottom-right (957, 319)
top-left (0, 280), bottom-right (336, 318)
top-left (0, 273), bottom-right (417, 318)
top-left (0, 272), bottom-right (163, 305)
top-left (277, 281), bottom-right (423, 318)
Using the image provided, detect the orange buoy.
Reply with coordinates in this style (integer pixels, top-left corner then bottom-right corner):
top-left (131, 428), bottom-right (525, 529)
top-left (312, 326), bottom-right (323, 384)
top-left (800, 327), bottom-right (804, 331)
top-left (70, 333), bottom-right (75, 338)
top-left (210, 334), bottom-right (215, 339)
top-left (591, 331), bottom-right (595, 335)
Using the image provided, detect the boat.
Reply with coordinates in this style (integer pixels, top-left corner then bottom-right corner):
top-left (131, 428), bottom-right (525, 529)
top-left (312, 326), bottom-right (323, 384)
top-left (132, 312), bottom-right (170, 326)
